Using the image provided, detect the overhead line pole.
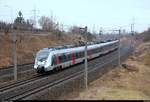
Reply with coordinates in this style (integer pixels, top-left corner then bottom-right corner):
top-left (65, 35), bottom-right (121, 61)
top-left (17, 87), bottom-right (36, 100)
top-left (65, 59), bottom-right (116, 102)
top-left (32, 6), bottom-right (40, 29)
top-left (80, 26), bottom-right (88, 89)
top-left (13, 31), bottom-right (17, 81)
top-left (118, 29), bottom-right (121, 68)
top-left (33, 6), bottom-right (37, 28)
top-left (5, 5), bottom-right (17, 81)
top-left (111, 29), bottom-right (121, 68)
top-left (84, 26), bottom-right (88, 89)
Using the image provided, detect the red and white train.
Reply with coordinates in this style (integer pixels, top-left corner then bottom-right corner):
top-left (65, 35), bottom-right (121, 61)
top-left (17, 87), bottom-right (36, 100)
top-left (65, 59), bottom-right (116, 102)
top-left (34, 40), bottom-right (119, 73)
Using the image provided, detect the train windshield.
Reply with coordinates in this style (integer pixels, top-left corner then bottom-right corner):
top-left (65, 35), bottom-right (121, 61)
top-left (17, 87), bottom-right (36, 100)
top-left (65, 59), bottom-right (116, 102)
top-left (36, 50), bottom-right (49, 62)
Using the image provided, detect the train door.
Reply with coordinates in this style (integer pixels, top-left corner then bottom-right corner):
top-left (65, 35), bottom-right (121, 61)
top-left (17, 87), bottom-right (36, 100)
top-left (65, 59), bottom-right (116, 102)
top-left (56, 55), bottom-right (60, 65)
top-left (72, 53), bottom-right (76, 65)
top-left (88, 50), bottom-right (92, 59)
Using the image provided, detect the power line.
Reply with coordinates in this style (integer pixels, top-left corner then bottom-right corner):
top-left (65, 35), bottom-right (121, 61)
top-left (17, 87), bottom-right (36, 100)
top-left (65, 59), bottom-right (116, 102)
top-left (99, 27), bottom-right (103, 35)
top-left (131, 17), bottom-right (135, 35)
top-left (32, 5), bottom-right (40, 28)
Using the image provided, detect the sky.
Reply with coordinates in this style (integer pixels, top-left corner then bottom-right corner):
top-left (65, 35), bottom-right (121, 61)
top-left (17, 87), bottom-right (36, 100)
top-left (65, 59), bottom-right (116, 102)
top-left (0, 0), bottom-right (150, 33)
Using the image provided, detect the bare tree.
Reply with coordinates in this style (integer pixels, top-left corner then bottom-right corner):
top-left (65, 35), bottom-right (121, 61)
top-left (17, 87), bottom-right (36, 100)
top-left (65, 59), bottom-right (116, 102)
top-left (0, 21), bottom-right (11, 34)
top-left (38, 16), bottom-right (57, 32)
top-left (13, 11), bottom-right (33, 31)
top-left (69, 26), bottom-right (83, 34)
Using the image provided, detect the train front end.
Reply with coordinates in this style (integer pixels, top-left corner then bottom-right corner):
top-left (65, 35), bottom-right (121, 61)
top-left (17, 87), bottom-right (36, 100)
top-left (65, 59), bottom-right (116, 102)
top-left (34, 48), bottom-right (51, 73)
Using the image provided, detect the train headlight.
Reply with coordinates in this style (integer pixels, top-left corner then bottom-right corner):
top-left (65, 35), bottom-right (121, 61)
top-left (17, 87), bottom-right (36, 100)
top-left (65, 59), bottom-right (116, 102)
top-left (43, 60), bottom-right (47, 64)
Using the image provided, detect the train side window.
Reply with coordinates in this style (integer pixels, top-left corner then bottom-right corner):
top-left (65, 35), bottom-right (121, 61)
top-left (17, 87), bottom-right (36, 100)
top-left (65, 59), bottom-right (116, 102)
top-left (99, 47), bottom-right (101, 52)
top-left (91, 49), bottom-right (94, 54)
top-left (79, 52), bottom-right (82, 58)
top-left (101, 47), bottom-right (103, 52)
top-left (60, 54), bottom-right (65, 63)
top-left (75, 53), bottom-right (78, 59)
top-left (93, 49), bottom-right (95, 54)
top-left (66, 54), bottom-right (69, 61)
top-left (67, 53), bottom-right (72, 61)
top-left (94, 49), bottom-right (96, 53)
top-left (76, 52), bottom-right (80, 59)
top-left (78, 52), bottom-right (81, 58)
top-left (63, 54), bottom-right (67, 63)
top-left (52, 55), bottom-right (56, 65)
top-left (96, 48), bottom-right (99, 53)
top-left (76, 53), bottom-right (78, 59)
top-left (82, 51), bottom-right (84, 57)
top-left (78, 52), bottom-right (80, 58)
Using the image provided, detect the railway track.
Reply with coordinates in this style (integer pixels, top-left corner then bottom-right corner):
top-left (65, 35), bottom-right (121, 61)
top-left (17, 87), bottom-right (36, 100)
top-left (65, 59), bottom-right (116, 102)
top-left (0, 63), bottom-right (34, 79)
top-left (0, 45), bottom-right (132, 100)
top-left (0, 63), bottom-right (34, 74)
top-left (0, 74), bottom-right (44, 92)
top-left (0, 48), bottom-right (117, 83)
top-left (13, 47), bottom-right (132, 100)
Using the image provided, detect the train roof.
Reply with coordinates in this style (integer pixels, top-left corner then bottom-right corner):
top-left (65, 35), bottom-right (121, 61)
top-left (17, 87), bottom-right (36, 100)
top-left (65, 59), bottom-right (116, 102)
top-left (50, 40), bottom-right (119, 55)
top-left (37, 40), bottom-right (118, 56)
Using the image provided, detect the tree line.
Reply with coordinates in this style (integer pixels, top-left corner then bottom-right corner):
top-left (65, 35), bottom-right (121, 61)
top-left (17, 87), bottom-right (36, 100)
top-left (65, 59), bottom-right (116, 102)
top-left (0, 11), bottom-right (95, 40)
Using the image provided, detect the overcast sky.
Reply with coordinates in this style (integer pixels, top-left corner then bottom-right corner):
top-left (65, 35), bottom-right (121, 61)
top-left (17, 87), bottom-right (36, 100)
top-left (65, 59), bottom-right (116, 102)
top-left (0, 0), bottom-right (150, 33)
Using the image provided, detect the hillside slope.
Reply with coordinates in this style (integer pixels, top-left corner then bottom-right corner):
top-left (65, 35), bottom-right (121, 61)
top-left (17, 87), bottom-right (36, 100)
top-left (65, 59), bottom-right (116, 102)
top-left (0, 32), bottom-right (87, 68)
top-left (60, 40), bottom-right (150, 100)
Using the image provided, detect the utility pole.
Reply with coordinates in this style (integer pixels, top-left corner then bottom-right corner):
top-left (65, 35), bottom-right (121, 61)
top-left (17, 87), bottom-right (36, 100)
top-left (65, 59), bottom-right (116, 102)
top-left (80, 26), bottom-right (88, 89)
top-left (84, 26), bottom-right (88, 89)
top-left (50, 10), bottom-right (53, 21)
top-left (112, 29), bottom-right (121, 68)
top-left (12, 12), bottom-right (17, 81)
top-left (131, 24), bottom-right (134, 36)
top-left (92, 24), bottom-right (96, 34)
top-left (32, 6), bottom-right (37, 28)
top-left (99, 27), bottom-right (103, 40)
top-left (131, 18), bottom-right (135, 49)
top-left (131, 17), bottom-right (135, 54)
top-left (60, 24), bottom-right (64, 32)
top-left (13, 32), bottom-right (17, 81)
top-left (118, 29), bottom-right (121, 68)
top-left (5, 5), bottom-right (17, 81)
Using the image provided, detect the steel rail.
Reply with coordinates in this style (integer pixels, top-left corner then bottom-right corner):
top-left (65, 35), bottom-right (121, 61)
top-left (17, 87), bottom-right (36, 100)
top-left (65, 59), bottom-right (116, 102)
top-left (12, 46), bottom-right (131, 100)
top-left (0, 46), bottom-right (132, 100)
